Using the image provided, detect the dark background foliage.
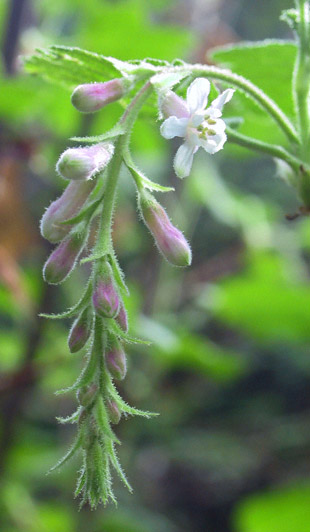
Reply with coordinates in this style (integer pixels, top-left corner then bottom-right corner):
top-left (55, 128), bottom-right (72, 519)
top-left (1, 1), bottom-right (310, 531)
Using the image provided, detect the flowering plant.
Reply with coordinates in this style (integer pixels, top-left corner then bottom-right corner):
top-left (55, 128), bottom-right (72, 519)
top-left (25, 0), bottom-right (310, 508)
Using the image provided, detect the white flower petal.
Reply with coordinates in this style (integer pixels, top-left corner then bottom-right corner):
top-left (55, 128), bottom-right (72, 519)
top-left (200, 132), bottom-right (227, 154)
top-left (211, 89), bottom-right (235, 112)
top-left (210, 118), bottom-right (226, 135)
top-left (186, 78), bottom-right (210, 114)
top-left (160, 116), bottom-right (188, 139)
top-left (173, 142), bottom-right (197, 178)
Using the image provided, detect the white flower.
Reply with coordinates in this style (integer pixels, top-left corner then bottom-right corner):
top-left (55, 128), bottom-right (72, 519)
top-left (160, 78), bottom-right (234, 178)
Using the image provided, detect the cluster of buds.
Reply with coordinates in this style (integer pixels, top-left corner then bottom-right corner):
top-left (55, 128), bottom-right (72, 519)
top-left (42, 71), bottom-right (199, 508)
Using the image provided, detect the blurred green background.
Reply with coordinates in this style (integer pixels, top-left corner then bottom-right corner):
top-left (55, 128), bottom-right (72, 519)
top-left (2, 1), bottom-right (310, 531)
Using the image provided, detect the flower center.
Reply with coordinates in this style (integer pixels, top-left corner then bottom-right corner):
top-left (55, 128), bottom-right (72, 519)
top-left (196, 117), bottom-right (217, 140)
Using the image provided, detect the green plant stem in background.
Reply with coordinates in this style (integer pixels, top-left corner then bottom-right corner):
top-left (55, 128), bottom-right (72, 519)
top-left (294, 0), bottom-right (310, 154)
top-left (226, 127), bottom-right (303, 172)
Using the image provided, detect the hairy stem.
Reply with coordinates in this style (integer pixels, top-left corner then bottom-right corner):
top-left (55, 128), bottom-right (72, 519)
top-left (226, 127), bottom-right (303, 172)
top-left (294, 0), bottom-right (310, 155)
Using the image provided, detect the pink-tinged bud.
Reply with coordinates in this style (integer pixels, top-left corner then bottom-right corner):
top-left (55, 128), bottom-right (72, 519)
top-left (160, 90), bottom-right (189, 119)
top-left (40, 180), bottom-right (96, 243)
top-left (105, 339), bottom-right (127, 380)
top-left (43, 232), bottom-right (85, 284)
top-left (106, 399), bottom-right (121, 424)
top-left (115, 301), bottom-right (128, 333)
top-left (139, 193), bottom-right (192, 267)
top-left (56, 142), bottom-right (114, 181)
top-left (68, 308), bottom-right (92, 353)
top-left (77, 384), bottom-right (98, 407)
top-left (71, 79), bottom-right (131, 113)
top-left (92, 262), bottom-right (119, 318)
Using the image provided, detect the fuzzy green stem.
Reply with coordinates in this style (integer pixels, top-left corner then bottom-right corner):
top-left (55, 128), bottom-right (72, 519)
top-left (294, 0), bottom-right (310, 154)
top-left (226, 126), bottom-right (303, 172)
top-left (170, 65), bottom-right (299, 145)
top-left (93, 81), bottom-right (153, 257)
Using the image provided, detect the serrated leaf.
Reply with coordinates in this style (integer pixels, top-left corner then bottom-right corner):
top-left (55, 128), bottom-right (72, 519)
top-left (25, 46), bottom-right (124, 90)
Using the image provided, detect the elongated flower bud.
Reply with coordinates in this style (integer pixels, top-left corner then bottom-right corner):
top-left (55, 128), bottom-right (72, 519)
top-left (68, 308), bottom-right (92, 353)
top-left (139, 192), bottom-right (191, 267)
top-left (71, 79), bottom-right (131, 113)
top-left (160, 90), bottom-right (189, 119)
top-left (40, 180), bottom-right (96, 243)
top-left (77, 384), bottom-right (98, 407)
top-left (92, 262), bottom-right (119, 318)
top-left (115, 301), bottom-right (128, 332)
top-left (56, 142), bottom-right (114, 181)
top-left (105, 339), bottom-right (127, 380)
top-left (43, 231), bottom-right (86, 284)
top-left (106, 399), bottom-right (121, 424)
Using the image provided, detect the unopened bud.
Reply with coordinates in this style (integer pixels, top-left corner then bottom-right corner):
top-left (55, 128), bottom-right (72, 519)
top-left (40, 180), bottom-right (96, 243)
top-left (68, 308), bottom-right (92, 353)
top-left (92, 262), bottom-right (119, 318)
top-left (77, 384), bottom-right (98, 407)
top-left (56, 142), bottom-right (114, 181)
top-left (106, 399), bottom-right (121, 424)
top-left (43, 231), bottom-right (86, 284)
top-left (160, 90), bottom-right (189, 119)
top-left (71, 79), bottom-right (131, 113)
top-left (105, 339), bottom-right (127, 380)
top-left (139, 192), bottom-right (191, 267)
top-left (115, 301), bottom-right (128, 332)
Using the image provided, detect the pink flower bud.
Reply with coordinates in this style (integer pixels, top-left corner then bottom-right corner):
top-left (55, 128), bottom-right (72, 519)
top-left (92, 262), bottom-right (119, 318)
top-left (160, 90), bottom-right (189, 119)
top-left (56, 142), bottom-right (114, 181)
top-left (106, 399), bottom-right (121, 424)
top-left (139, 193), bottom-right (192, 267)
top-left (71, 79), bottom-right (130, 113)
top-left (68, 308), bottom-right (92, 353)
top-left (105, 339), bottom-right (127, 380)
top-left (40, 180), bottom-right (96, 243)
top-left (77, 384), bottom-right (98, 407)
top-left (115, 301), bottom-right (128, 333)
top-left (43, 232), bottom-right (85, 284)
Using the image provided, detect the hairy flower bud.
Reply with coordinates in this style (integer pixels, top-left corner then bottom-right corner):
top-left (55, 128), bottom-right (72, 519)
top-left (77, 384), bottom-right (98, 407)
top-left (106, 399), bottom-right (121, 424)
top-left (71, 79), bottom-right (131, 113)
top-left (139, 192), bottom-right (191, 267)
top-left (43, 231), bottom-right (86, 284)
top-left (68, 308), bottom-right (92, 353)
top-left (56, 142), bottom-right (114, 181)
top-left (40, 180), bottom-right (96, 243)
top-left (105, 339), bottom-right (127, 380)
top-left (160, 90), bottom-right (189, 119)
top-left (115, 301), bottom-right (128, 333)
top-left (92, 262), bottom-right (120, 318)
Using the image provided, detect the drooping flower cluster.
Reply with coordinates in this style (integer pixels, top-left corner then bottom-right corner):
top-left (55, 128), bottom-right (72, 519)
top-left (40, 72), bottom-right (233, 507)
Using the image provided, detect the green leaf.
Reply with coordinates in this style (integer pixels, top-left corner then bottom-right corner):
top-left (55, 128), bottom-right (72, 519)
top-left (210, 40), bottom-right (297, 145)
top-left (233, 482), bottom-right (310, 532)
top-left (211, 252), bottom-right (310, 345)
top-left (24, 46), bottom-right (123, 90)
